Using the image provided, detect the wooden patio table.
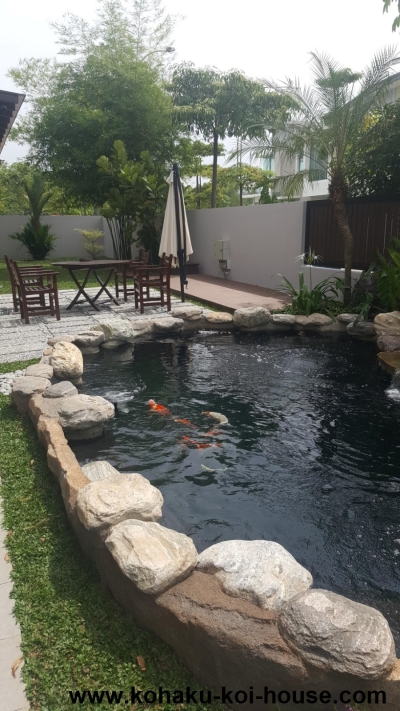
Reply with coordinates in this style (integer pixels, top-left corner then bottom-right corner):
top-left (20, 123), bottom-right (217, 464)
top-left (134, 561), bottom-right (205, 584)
top-left (52, 260), bottom-right (132, 311)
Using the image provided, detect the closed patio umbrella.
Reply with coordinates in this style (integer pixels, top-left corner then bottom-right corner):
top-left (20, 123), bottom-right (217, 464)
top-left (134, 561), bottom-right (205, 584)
top-left (159, 163), bottom-right (193, 302)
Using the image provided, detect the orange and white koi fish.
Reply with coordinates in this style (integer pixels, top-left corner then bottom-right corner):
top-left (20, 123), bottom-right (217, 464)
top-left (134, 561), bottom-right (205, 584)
top-left (201, 411), bottom-right (229, 425)
top-left (174, 418), bottom-right (197, 428)
top-left (178, 435), bottom-right (222, 449)
top-left (147, 399), bottom-right (171, 416)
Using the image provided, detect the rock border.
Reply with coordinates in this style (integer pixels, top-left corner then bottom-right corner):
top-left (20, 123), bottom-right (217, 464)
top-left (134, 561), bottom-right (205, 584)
top-left (7, 306), bottom-right (400, 711)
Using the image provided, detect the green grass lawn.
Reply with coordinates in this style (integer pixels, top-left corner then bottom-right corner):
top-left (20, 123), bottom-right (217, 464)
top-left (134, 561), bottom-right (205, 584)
top-left (0, 359), bottom-right (223, 711)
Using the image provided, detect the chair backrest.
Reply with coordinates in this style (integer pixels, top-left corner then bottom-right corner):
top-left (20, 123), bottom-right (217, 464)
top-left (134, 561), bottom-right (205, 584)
top-left (8, 259), bottom-right (21, 288)
top-left (159, 253), bottom-right (173, 271)
top-left (137, 249), bottom-right (150, 264)
top-left (4, 255), bottom-right (13, 280)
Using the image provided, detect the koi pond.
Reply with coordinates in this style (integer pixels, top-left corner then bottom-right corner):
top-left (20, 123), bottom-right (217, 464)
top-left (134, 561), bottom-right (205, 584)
top-left (71, 331), bottom-right (400, 651)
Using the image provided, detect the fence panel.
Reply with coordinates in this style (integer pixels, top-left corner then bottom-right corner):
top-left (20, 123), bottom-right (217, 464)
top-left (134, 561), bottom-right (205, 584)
top-left (305, 197), bottom-right (400, 270)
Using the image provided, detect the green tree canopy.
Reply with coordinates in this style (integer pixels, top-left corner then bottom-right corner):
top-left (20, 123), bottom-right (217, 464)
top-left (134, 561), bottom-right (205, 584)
top-left (8, 0), bottom-right (177, 207)
top-left (237, 48), bottom-right (400, 304)
top-left (383, 0), bottom-right (400, 31)
top-left (167, 64), bottom-right (290, 208)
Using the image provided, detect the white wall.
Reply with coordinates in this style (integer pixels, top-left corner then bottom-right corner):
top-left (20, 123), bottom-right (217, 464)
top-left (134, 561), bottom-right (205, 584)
top-left (187, 202), bottom-right (361, 291)
top-left (0, 216), bottom-right (114, 260)
top-left (187, 201), bottom-right (307, 290)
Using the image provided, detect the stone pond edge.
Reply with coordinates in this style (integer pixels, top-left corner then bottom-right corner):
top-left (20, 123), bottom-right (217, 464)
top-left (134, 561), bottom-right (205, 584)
top-left (8, 305), bottom-right (400, 711)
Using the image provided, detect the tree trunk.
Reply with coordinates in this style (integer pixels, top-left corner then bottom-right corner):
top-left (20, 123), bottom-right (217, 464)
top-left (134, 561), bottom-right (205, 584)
top-left (239, 182), bottom-right (243, 206)
top-left (196, 175), bottom-right (200, 210)
top-left (329, 175), bottom-right (354, 307)
top-left (211, 129), bottom-right (218, 209)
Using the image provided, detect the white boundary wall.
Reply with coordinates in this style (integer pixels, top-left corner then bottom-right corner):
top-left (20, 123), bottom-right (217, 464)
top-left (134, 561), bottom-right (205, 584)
top-left (187, 203), bottom-right (361, 290)
top-left (0, 216), bottom-right (114, 260)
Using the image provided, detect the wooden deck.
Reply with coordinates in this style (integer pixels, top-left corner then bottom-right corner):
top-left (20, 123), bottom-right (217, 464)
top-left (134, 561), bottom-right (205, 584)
top-left (169, 274), bottom-right (289, 313)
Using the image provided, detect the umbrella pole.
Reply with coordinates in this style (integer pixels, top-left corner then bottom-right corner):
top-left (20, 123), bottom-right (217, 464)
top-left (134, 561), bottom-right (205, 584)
top-left (173, 163), bottom-right (186, 303)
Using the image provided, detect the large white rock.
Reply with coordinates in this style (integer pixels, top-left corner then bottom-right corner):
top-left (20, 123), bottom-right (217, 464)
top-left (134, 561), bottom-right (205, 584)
top-left (51, 342), bottom-right (83, 379)
top-left (171, 306), bottom-right (203, 320)
top-left (57, 394), bottom-right (114, 430)
top-left (295, 314), bottom-right (332, 327)
top-left (81, 460), bottom-right (123, 482)
top-left (77, 473), bottom-right (163, 529)
top-left (152, 317), bottom-right (184, 333)
top-left (374, 311), bottom-right (400, 336)
top-left (205, 312), bottom-right (233, 324)
top-left (106, 520), bottom-right (197, 594)
top-left (233, 307), bottom-right (271, 329)
top-left (279, 589), bottom-right (396, 679)
top-left (73, 330), bottom-right (105, 353)
top-left (197, 540), bottom-right (312, 610)
top-left (272, 314), bottom-right (296, 326)
top-left (95, 320), bottom-right (152, 344)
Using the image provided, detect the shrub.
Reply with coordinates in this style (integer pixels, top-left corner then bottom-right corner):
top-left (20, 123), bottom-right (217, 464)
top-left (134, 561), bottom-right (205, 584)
top-left (9, 217), bottom-right (57, 260)
top-left (279, 272), bottom-right (343, 316)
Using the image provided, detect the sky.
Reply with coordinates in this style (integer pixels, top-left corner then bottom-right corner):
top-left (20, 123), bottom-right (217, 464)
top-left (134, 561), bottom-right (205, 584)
top-left (1, 0), bottom-right (399, 163)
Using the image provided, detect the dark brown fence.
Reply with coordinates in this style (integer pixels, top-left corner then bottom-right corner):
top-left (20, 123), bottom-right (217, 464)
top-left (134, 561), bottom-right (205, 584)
top-left (304, 196), bottom-right (400, 270)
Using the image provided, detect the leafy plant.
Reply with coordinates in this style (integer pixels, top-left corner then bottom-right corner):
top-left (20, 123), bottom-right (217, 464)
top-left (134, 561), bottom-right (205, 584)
top-left (279, 272), bottom-right (342, 316)
top-left (9, 173), bottom-right (57, 259)
top-left (97, 140), bottom-right (167, 262)
top-left (376, 237), bottom-right (400, 310)
top-left (74, 228), bottom-right (104, 259)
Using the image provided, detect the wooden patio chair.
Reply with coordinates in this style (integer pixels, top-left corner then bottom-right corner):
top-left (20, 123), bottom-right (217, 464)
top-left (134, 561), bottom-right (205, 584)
top-left (133, 253), bottom-right (173, 314)
top-left (4, 255), bottom-right (50, 312)
top-left (114, 248), bottom-right (151, 300)
top-left (10, 260), bottom-right (61, 324)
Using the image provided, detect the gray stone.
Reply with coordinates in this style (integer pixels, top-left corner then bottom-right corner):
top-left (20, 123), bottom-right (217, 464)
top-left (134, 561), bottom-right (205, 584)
top-left (205, 312), bottom-right (233, 324)
top-left (47, 335), bottom-right (75, 346)
top-left (25, 363), bottom-right (54, 379)
top-left (77, 473), bottom-right (163, 530)
top-left (73, 330), bottom-right (105, 348)
top-left (152, 317), bottom-right (184, 333)
top-left (197, 540), bottom-right (312, 610)
top-left (42, 381), bottom-right (78, 399)
top-left (81, 460), bottom-right (123, 482)
top-left (51, 342), bottom-right (84, 379)
top-left (57, 394), bottom-right (114, 430)
top-left (272, 314), bottom-right (296, 325)
top-left (233, 307), bottom-right (271, 329)
top-left (100, 340), bottom-right (123, 350)
top-left (337, 313), bottom-right (358, 324)
top-left (279, 589), bottom-right (396, 679)
top-left (377, 334), bottom-right (400, 352)
top-left (347, 320), bottom-right (376, 340)
top-left (11, 376), bottom-right (51, 413)
top-left (63, 424), bottom-right (104, 440)
top-left (106, 520), bottom-right (198, 594)
top-left (95, 320), bottom-right (151, 344)
top-left (171, 306), bottom-right (203, 320)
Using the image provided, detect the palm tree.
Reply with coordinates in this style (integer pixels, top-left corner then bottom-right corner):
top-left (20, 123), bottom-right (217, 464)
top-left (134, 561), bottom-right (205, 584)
top-left (238, 48), bottom-right (400, 305)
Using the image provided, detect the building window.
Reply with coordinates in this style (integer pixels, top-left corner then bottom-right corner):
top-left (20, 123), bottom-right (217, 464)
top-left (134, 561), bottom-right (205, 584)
top-left (298, 154), bottom-right (305, 171)
top-left (263, 156), bottom-right (275, 172)
top-left (310, 146), bottom-right (327, 181)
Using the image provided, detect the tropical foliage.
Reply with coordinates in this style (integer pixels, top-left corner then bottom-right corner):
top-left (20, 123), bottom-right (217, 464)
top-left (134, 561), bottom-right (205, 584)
top-left (376, 238), bottom-right (400, 310)
top-left (8, 0), bottom-right (177, 207)
top-left (9, 174), bottom-right (57, 259)
top-left (74, 229), bottom-right (104, 259)
top-left (167, 64), bottom-right (290, 208)
top-left (279, 272), bottom-right (343, 316)
top-left (383, 0), bottom-right (400, 31)
top-left (237, 48), bottom-right (400, 304)
top-left (97, 140), bottom-right (168, 261)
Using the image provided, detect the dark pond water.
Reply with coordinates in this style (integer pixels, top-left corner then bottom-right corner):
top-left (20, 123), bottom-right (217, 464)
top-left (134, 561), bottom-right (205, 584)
top-left (71, 331), bottom-right (400, 650)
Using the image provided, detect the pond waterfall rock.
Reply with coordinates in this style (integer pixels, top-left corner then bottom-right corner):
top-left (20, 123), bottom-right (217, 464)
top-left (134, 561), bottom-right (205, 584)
top-left (106, 519), bottom-right (198, 594)
top-left (96, 320), bottom-right (152, 345)
top-left (43, 381), bottom-right (78, 399)
top-left (233, 307), bottom-right (271, 330)
top-left (377, 334), bottom-right (400, 352)
top-left (279, 589), bottom-right (396, 679)
top-left (51, 342), bottom-right (84, 379)
top-left (272, 314), bottom-right (296, 326)
top-left (77, 473), bottom-right (163, 530)
top-left (205, 311), bottom-right (233, 325)
top-left (197, 540), bottom-right (312, 610)
top-left (57, 394), bottom-right (114, 439)
top-left (346, 320), bottom-right (376, 340)
top-left (295, 314), bottom-right (332, 327)
top-left (73, 330), bottom-right (105, 354)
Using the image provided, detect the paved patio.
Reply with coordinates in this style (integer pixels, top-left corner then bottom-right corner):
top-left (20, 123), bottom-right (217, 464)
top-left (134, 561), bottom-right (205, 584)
top-left (170, 274), bottom-right (289, 312)
top-left (0, 276), bottom-right (288, 364)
